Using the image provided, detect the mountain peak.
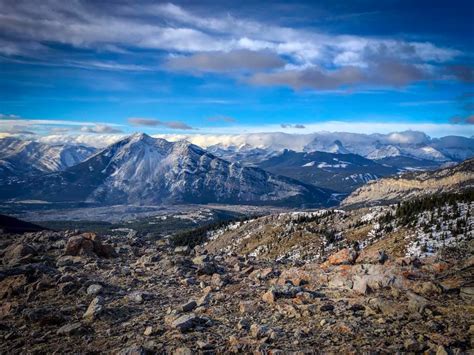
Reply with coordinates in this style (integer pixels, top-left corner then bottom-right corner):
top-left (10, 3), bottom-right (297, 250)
top-left (129, 132), bottom-right (152, 142)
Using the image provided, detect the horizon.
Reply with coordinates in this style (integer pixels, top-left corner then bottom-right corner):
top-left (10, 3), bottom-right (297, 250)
top-left (1, 0), bottom-right (473, 139)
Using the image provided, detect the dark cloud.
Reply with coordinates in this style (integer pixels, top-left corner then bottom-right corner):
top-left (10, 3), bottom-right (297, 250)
top-left (165, 50), bottom-right (285, 73)
top-left (249, 60), bottom-right (427, 90)
top-left (206, 115), bottom-right (237, 123)
top-left (446, 65), bottom-right (474, 83)
top-left (281, 124), bottom-right (306, 129)
top-left (128, 117), bottom-right (194, 130)
top-left (80, 124), bottom-right (123, 134)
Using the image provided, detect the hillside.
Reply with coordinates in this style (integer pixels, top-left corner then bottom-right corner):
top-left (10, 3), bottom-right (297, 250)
top-left (343, 158), bottom-right (474, 207)
top-left (257, 150), bottom-right (398, 193)
top-left (0, 191), bottom-right (472, 353)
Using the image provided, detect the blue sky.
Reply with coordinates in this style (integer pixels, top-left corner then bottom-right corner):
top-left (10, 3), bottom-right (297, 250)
top-left (0, 0), bottom-right (473, 138)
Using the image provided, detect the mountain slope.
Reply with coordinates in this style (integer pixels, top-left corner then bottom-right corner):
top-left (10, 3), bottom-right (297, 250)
top-left (257, 150), bottom-right (398, 193)
top-left (0, 214), bottom-right (46, 233)
top-left (0, 137), bottom-right (96, 183)
top-left (0, 134), bottom-right (334, 207)
top-left (343, 158), bottom-right (474, 207)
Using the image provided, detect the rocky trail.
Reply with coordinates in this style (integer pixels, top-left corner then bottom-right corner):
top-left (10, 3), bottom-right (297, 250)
top-left (1, 227), bottom-right (473, 354)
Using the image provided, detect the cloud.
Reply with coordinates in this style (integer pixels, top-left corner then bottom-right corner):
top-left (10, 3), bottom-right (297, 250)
top-left (0, 114), bottom-right (125, 136)
top-left (0, 1), bottom-right (463, 92)
top-left (249, 60), bottom-right (428, 90)
top-left (281, 124), bottom-right (306, 129)
top-left (446, 65), bottom-right (474, 83)
top-left (450, 115), bottom-right (474, 125)
top-left (80, 124), bottom-right (123, 134)
top-left (207, 116), bottom-right (237, 123)
top-left (165, 50), bottom-right (285, 73)
top-left (128, 117), bottom-right (195, 130)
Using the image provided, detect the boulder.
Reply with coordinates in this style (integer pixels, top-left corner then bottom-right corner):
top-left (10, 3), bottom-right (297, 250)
top-left (65, 233), bottom-right (117, 258)
top-left (326, 248), bottom-right (358, 266)
top-left (3, 243), bottom-right (37, 265)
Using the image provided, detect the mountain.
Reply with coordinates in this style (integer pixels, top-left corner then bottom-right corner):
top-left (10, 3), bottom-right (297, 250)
top-left (257, 150), bottom-right (398, 193)
top-left (0, 133), bottom-right (335, 207)
top-left (303, 131), bottom-right (453, 163)
top-left (0, 137), bottom-right (96, 183)
top-left (343, 158), bottom-right (474, 207)
top-left (207, 144), bottom-right (277, 166)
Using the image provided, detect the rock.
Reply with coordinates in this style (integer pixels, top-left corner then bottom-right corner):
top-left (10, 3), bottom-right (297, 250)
top-left (126, 291), bottom-right (146, 304)
top-left (196, 262), bottom-right (217, 276)
top-left (411, 281), bottom-right (442, 297)
top-left (237, 319), bottom-right (250, 330)
top-left (118, 345), bottom-right (152, 355)
top-left (326, 248), bottom-right (358, 266)
top-left (192, 255), bottom-right (209, 265)
top-left (460, 286), bottom-right (474, 303)
top-left (239, 301), bottom-right (259, 314)
top-left (242, 266), bottom-right (254, 275)
top-left (262, 290), bottom-right (276, 304)
top-left (143, 326), bottom-right (154, 336)
top-left (352, 275), bottom-right (369, 294)
top-left (407, 292), bottom-right (429, 314)
top-left (3, 243), bottom-right (37, 265)
top-left (211, 273), bottom-right (228, 288)
top-left (196, 341), bottom-right (213, 350)
top-left (174, 246), bottom-right (190, 255)
top-left (65, 235), bottom-right (94, 257)
top-left (87, 284), bottom-right (103, 296)
top-left (179, 300), bottom-right (197, 312)
top-left (65, 233), bottom-right (117, 258)
top-left (250, 323), bottom-right (268, 338)
top-left (56, 322), bottom-right (85, 336)
top-left (171, 314), bottom-right (208, 332)
top-left (197, 293), bottom-right (212, 307)
top-left (173, 348), bottom-right (192, 355)
top-left (83, 296), bottom-right (104, 320)
top-left (320, 304), bottom-right (334, 312)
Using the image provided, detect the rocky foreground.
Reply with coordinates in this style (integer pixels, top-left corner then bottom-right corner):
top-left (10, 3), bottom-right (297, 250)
top-left (1, 228), bottom-right (473, 354)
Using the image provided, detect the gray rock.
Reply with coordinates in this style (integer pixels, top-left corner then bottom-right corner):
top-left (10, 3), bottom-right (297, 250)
top-left (56, 322), bottom-right (85, 336)
top-left (83, 296), bottom-right (104, 320)
top-left (87, 284), bottom-right (103, 296)
top-left (171, 313), bottom-right (208, 332)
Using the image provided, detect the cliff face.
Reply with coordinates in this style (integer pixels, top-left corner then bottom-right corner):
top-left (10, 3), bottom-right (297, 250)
top-left (343, 159), bottom-right (474, 207)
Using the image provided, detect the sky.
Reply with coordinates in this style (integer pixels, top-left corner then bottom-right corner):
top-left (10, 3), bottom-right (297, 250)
top-left (0, 0), bottom-right (473, 140)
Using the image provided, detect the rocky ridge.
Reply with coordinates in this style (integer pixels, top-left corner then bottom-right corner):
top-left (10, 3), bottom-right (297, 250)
top-left (343, 158), bottom-right (474, 207)
top-left (0, 195), bottom-right (473, 353)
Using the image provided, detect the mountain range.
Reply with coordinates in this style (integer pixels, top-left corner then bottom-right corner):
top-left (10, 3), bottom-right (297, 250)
top-left (0, 131), bottom-right (472, 207)
top-left (0, 133), bottom-right (333, 207)
top-left (189, 131), bottom-right (472, 169)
